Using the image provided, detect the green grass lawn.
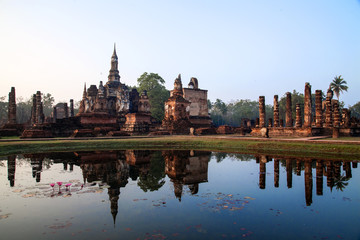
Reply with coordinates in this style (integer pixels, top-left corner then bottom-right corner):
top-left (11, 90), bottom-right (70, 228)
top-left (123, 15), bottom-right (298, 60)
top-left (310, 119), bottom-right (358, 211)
top-left (0, 136), bottom-right (359, 160)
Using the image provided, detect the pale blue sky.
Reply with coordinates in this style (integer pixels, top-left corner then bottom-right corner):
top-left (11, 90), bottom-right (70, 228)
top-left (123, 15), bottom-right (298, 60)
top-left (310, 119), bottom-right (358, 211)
top-left (0, 0), bottom-right (359, 106)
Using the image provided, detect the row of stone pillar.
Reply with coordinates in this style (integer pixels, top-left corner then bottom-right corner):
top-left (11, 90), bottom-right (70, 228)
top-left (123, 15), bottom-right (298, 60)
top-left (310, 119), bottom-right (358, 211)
top-left (5, 87), bottom-right (76, 125)
top-left (258, 82), bottom-right (350, 128)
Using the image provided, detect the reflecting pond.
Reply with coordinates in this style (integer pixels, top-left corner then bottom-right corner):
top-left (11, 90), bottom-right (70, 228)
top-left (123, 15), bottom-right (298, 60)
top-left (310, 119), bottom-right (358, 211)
top-left (0, 150), bottom-right (360, 239)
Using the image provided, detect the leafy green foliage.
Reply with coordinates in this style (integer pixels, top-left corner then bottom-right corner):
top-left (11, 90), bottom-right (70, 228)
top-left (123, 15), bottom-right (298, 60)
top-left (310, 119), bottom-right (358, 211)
top-left (137, 72), bottom-right (169, 121)
top-left (209, 99), bottom-right (273, 126)
top-left (0, 93), bottom-right (55, 125)
top-left (349, 101), bottom-right (360, 118)
top-left (137, 152), bottom-right (166, 192)
top-left (0, 96), bottom-right (7, 125)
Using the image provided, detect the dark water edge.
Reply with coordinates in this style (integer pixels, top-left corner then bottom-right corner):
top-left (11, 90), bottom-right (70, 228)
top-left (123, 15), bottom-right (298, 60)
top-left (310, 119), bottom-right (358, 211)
top-left (0, 150), bottom-right (359, 239)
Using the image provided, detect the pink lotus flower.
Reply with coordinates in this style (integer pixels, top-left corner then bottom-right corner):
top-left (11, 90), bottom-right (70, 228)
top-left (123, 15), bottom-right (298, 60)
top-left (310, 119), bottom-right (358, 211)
top-left (50, 183), bottom-right (55, 188)
top-left (56, 182), bottom-right (63, 193)
top-left (65, 183), bottom-right (72, 192)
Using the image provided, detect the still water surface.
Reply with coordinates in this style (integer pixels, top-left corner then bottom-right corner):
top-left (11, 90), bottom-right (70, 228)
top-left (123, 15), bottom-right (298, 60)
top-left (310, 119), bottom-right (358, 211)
top-left (0, 150), bottom-right (359, 239)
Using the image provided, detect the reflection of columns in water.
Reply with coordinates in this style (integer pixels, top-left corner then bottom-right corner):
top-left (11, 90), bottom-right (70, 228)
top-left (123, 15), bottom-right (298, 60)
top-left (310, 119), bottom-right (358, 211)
top-left (259, 156), bottom-right (267, 190)
top-left (7, 155), bottom-right (16, 187)
top-left (30, 157), bottom-right (43, 182)
top-left (304, 160), bottom-right (313, 206)
top-left (352, 162), bottom-right (358, 169)
top-left (334, 161), bottom-right (341, 179)
top-left (63, 162), bottom-right (68, 171)
top-left (343, 162), bottom-right (352, 178)
top-left (296, 160), bottom-right (302, 176)
top-left (326, 161), bottom-right (334, 190)
top-left (316, 161), bottom-right (323, 196)
top-left (274, 159), bottom-right (279, 188)
top-left (69, 163), bottom-right (74, 171)
top-left (286, 159), bottom-right (293, 188)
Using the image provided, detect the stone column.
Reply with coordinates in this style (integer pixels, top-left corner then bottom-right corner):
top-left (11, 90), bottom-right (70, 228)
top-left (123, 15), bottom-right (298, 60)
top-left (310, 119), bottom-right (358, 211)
top-left (304, 160), bottom-right (313, 206)
top-left (53, 106), bottom-right (57, 123)
top-left (315, 90), bottom-right (322, 127)
top-left (259, 96), bottom-right (266, 128)
top-left (333, 100), bottom-right (340, 127)
top-left (325, 88), bottom-right (333, 127)
top-left (7, 87), bottom-right (17, 124)
top-left (341, 108), bottom-right (350, 128)
top-left (285, 92), bottom-right (292, 127)
top-left (273, 95), bottom-right (280, 127)
top-left (31, 94), bottom-right (36, 125)
top-left (35, 91), bottom-right (44, 124)
top-left (268, 118), bottom-right (273, 127)
top-left (316, 161), bottom-right (323, 196)
top-left (304, 83), bottom-right (312, 127)
top-left (70, 99), bottom-right (74, 117)
top-left (64, 103), bottom-right (69, 118)
top-left (280, 119), bottom-right (284, 127)
top-left (295, 103), bottom-right (302, 128)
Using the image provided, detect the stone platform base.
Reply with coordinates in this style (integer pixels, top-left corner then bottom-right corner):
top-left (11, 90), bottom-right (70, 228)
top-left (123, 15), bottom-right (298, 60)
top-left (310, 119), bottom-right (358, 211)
top-left (216, 125), bottom-right (234, 134)
top-left (195, 127), bottom-right (217, 135)
top-left (70, 129), bottom-right (95, 138)
top-left (21, 129), bottom-right (53, 138)
top-left (251, 127), bottom-right (312, 137)
top-left (0, 123), bottom-right (25, 136)
top-left (189, 116), bottom-right (213, 128)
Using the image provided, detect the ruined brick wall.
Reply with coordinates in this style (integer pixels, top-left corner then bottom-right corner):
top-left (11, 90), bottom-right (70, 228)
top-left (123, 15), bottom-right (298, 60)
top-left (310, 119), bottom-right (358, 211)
top-left (182, 88), bottom-right (209, 118)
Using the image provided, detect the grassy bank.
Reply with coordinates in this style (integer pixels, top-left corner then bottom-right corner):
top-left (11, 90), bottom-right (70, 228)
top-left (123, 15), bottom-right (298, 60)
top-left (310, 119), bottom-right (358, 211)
top-left (1, 136), bottom-right (360, 160)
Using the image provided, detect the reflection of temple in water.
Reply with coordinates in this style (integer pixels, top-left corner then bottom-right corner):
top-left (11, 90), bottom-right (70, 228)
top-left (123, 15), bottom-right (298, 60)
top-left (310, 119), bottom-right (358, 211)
top-left (79, 151), bottom-right (130, 225)
top-left (255, 155), bottom-right (358, 206)
top-left (163, 150), bottom-right (210, 201)
top-left (7, 155), bottom-right (16, 187)
top-left (4, 151), bottom-right (359, 217)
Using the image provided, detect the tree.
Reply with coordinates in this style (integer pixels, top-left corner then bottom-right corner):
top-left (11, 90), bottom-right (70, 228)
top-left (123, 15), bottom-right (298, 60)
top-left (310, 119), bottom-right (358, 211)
top-left (330, 75), bottom-right (348, 100)
top-left (137, 72), bottom-right (169, 121)
top-left (137, 152), bottom-right (165, 192)
top-left (0, 96), bottom-right (7, 125)
top-left (42, 93), bottom-right (55, 117)
top-left (16, 97), bottom-right (32, 124)
top-left (349, 101), bottom-right (360, 118)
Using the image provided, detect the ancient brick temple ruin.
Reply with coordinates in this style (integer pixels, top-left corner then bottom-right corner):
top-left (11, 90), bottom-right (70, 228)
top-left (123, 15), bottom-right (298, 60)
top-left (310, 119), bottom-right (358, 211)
top-left (1, 45), bottom-right (213, 138)
top-left (161, 74), bottom-right (192, 134)
top-left (251, 82), bottom-right (360, 137)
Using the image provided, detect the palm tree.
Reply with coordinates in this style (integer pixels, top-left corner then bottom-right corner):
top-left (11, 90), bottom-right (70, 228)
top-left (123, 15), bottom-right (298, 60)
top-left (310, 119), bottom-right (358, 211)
top-left (330, 75), bottom-right (348, 100)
